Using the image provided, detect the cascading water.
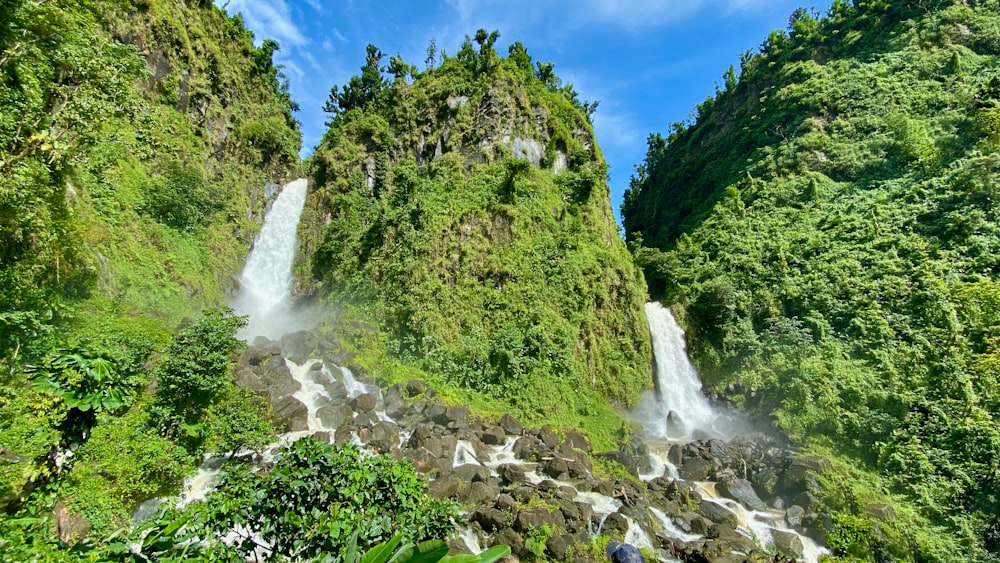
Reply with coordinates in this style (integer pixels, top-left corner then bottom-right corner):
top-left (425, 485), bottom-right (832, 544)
top-left (232, 178), bottom-right (309, 341)
top-left (632, 301), bottom-right (742, 442)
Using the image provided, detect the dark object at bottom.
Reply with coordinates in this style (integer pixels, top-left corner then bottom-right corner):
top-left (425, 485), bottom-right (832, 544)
top-left (606, 541), bottom-right (645, 563)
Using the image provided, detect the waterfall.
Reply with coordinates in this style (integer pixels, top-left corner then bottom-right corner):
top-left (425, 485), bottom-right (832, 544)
top-left (632, 302), bottom-right (742, 441)
top-left (232, 178), bottom-right (308, 340)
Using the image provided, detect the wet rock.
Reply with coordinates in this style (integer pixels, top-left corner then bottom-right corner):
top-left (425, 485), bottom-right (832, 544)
top-left (497, 463), bottom-right (525, 484)
top-left (352, 393), bottom-right (377, 413)
top-left (352, 413), bottom-right (374, 428)
top-left (458, 482), bottom-right (500, 505)
top-left (542, 456), bottom-right (570, 480)
top-left (667, 444), bottom-right (683, 466)
top-left (481, 425), bottom-right (507, 446)
top-left (317, 405), bottom-right (352, 430)
top-left (698, 500), bottom-right (738, 527)
top-left (271, 395), bottom-right (308, 432)
top-left (601, 512), bottom-right (630, 537)
top-left (686, 513), bottom-right (713, 535)
top-left (566, 452), bottom-right (593, 480)
top-left (513, 435), bottom-right (547, 462)
top-left (408, 425), bottom-right (445, 458)
top-left (751, 467), bottom-right (780, 499)
top-left (454, 463), bottom-right (491, 484)
top-left (408, 400), bottom-right (428, 416)
top-left (474, 507), bottom-right (508, 532)
top-left (716, 477), bottom-right (765, 511)
top-left (679, 457), bottom-right (713, 481)
top-left (500, 414), bottom-right (523, 436)
top-left (311, 431), bottom-right (331, 443)
top-left (384, 385), bottom-right (407, 419)
top-left (515, 507), bottom-right (566, 532)
top-left (280, 330), bottom-right (317, 364)
top-left (358, 421), bottom-right (399, 453)
top-left (771, 529), bottom-right (805, 559)
top-left (785, 505), bottom-right (805, 529)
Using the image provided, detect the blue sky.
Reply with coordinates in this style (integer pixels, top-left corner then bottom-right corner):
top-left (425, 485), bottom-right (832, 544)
top-left (221, 0), bottom-right (810, 220)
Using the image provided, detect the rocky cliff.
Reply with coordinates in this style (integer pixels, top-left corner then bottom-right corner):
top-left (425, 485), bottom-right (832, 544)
top-left (298, 37), bottom-right (650, 446)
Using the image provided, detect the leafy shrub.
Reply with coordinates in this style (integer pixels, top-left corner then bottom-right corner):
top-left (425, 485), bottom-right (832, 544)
top-left (125, 439), bottom-right (459, 562)
top-left (140, 161), bottom-right (219, 231)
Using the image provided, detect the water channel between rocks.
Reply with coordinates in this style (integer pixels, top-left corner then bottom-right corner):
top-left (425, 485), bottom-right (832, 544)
top-left (159, 179), bottom-right (830, 563)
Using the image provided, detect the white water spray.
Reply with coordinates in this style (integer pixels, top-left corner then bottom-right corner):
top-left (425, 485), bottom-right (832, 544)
top-left (632, 302), bottom-right (742, 441)
top-left (233, 178), bottom-right (308, 340)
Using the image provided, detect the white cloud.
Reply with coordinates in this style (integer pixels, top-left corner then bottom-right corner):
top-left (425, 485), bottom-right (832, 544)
top-left (333, 28), bottom-right (348, 44)
top-left (223, 0), bottom-right (307, 47)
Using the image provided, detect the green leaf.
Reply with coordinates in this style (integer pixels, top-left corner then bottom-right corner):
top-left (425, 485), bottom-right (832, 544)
top-left (472, 545), bottom-right (510, 563)
top-left (392, 540), bottom-right (449, 563)
top-left (362, 534), bottom-right (404, 563)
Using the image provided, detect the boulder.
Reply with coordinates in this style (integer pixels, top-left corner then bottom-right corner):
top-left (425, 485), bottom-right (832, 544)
top-left (497, 464), bottom-right (526, 485)
top-left (428, 474), bottom-right (462, 499)
top-left (480, 425), bottom-right (507, 446)
top-left (515, 507), bottom-right (566, 532)
top-left (384, 384), bottom-right (407, 419)
top-left (317, 405), bottom-right (352, 430)
top-left (280, 330), bottom-right (316, 364)
top-left (405, 380), bottom-right (428, 397)
top-left (474, 507), bottom-right (508, 532)
top-left (600, 512), bottom-right (629, 537)
top-left (496, 493), bottom-right (517, 512)
top-left (490, 527), bottom-right (525, 559)
top-left (716, 477), bottom-right (766, 511)
top-left (271, 395), bottom-right (308, 432)
top-left (679, 457), bottom-right (713, 481)
top-left (771, 529), bottom-right (805, 559)
top-left (698, 500), bottom-right (738, 527)
top-left (541, 456), bottom-right (570, 480)
top-left (547, 532), bottom-right (586, 560)
top-left (750, 467), bottom-right (780, 499)
top-left (454, 463), bottom-right (491, 484)
top-left (538, 426), bottom-right (560, 448)
top-left (352, 413), bottom-right (374, 428)
top-left (352, 393), bottom-right (377, 413)
top-left (499, 414), bottom-right (523, 436)
top-left (785, 505), bottom-right (805, 528)
top-left (513, 436), bottom-right (545, 461)
top-left (458, 482), bottom-right (500, 505)
top-left (358, 421), bottom-right (400, 453)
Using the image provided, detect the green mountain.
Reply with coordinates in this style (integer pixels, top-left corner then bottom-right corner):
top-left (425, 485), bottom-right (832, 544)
top-left (299, 36), bottom-right (651, 448)
top-left (0, 0), bottom-right (298, 548)
top-left (623, 1), bottom-right (1000, 559)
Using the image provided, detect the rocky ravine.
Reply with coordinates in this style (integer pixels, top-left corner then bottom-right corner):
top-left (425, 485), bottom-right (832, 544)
top-left (233, 331), bottom-right (835, 562)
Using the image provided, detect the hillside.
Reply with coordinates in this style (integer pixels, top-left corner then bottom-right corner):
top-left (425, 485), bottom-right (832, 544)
top-left (0, 0), bottom-right (299, 553)
top-left (299, 36), bottom-right (651, 447)
top-left (623, 1), bottom-right (1000, 560)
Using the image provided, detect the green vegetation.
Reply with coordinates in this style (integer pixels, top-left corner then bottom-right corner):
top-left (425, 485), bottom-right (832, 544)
top-left (0, 0), bottom-right (300, 556)
top-left (623, 1), bottom-right (1000, 559)
top-left (302, 32), bottom-right (651, 449)
top-left (110, 440), bottom-right (460, 562)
